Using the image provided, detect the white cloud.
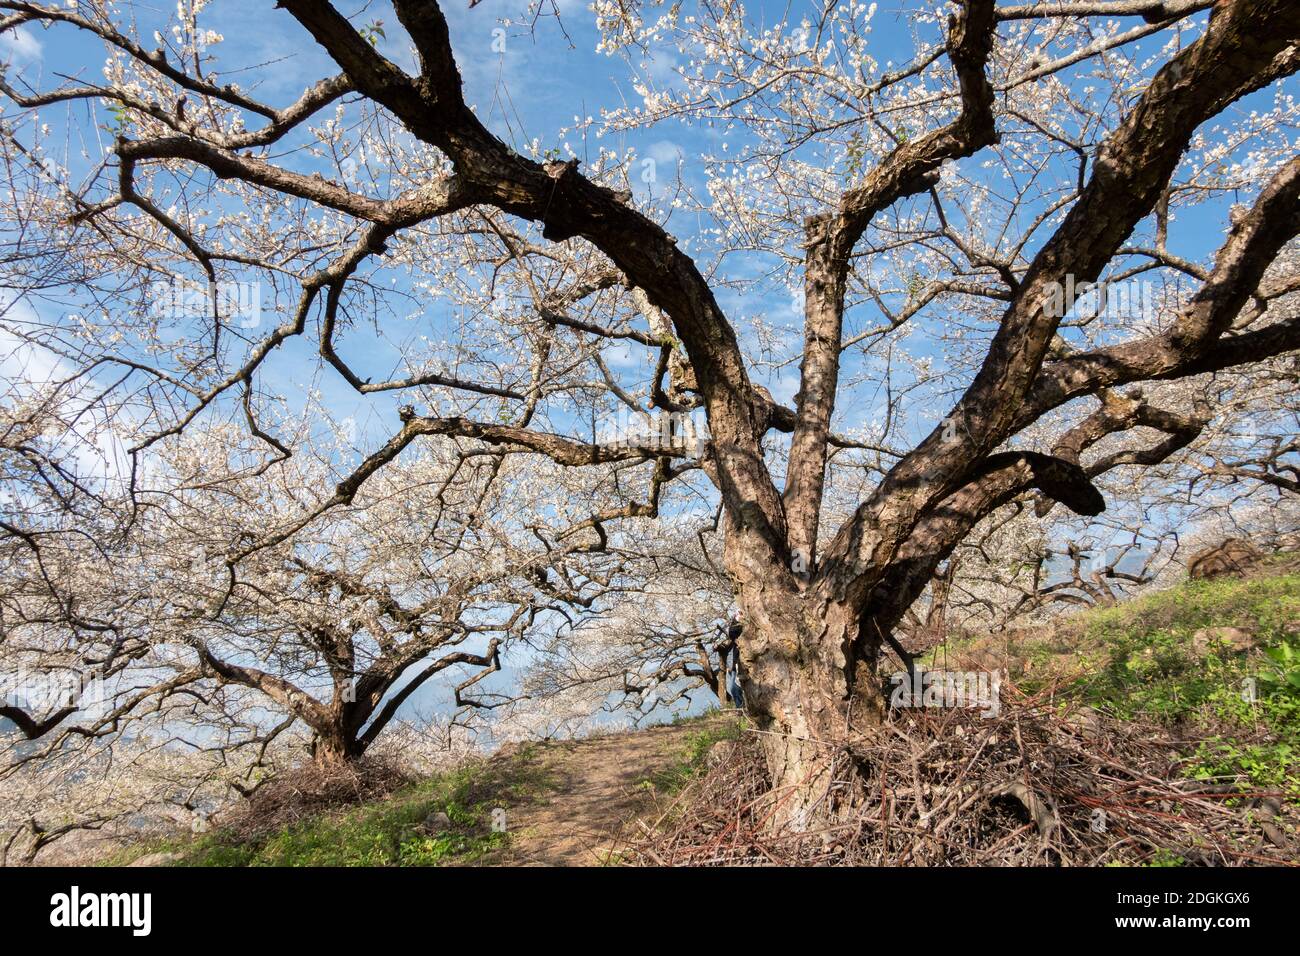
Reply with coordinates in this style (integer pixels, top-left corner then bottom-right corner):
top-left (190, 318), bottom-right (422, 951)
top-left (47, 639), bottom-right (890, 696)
top-left (0, 26), bottom-right (43, 68)
top-left (1, 295), bottom-right (134, 486)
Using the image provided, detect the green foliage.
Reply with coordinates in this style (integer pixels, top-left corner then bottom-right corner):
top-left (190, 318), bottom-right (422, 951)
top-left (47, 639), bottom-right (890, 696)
top-left (1146, 849), bottom-right (1186, 867)
top-left (1259, 638), bottom-right (1300, 697)
top-left (104, 101), bottom-right (132, 135)
top-left (96, 837), bottom-right (177, 868)
top-left (1190, 737), bottom-right (1300, 798)
top-left (906, 271), bottom-right (924, 301)
top-left (845, 132), bottom-right (867, 179)
top-left (1054, 568), bottom-right (1290, 713)
top-left (146, 749), bottom-right (552, 867)
top-left (1103, 848), bottom-right (1186, 867)
top-left (1062, 564), bottom-right (1300, 798)
top-left (658, 331), bottom-right (684, 354)
top-left (642, 715), bottom-right (745, 794)
top-left (1084, 562), bottom-right (1299, 645)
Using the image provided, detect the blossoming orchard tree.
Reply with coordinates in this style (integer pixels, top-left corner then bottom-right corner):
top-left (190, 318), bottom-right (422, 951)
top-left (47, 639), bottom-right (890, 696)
top-left (1, 0), bottom-right (1298, 825)
top-left (0, 408), bottom-right (644, 772)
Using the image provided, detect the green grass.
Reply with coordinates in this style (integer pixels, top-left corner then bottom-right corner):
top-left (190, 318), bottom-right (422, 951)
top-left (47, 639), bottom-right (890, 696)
top-left (1074, 566), bottom-right (1297, 703)
top-left (136, 746), bottom-right (555, 867)
top-left (641, 713), bottom-right (746, 794)
top-left (97, 837), bottom-right (178, 868)
top-left (966, 559), bottom-right (1300, 799)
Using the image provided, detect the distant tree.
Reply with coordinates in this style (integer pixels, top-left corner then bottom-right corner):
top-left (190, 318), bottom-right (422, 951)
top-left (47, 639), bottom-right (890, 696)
top-left (0, 416), bottom-right (638, 768)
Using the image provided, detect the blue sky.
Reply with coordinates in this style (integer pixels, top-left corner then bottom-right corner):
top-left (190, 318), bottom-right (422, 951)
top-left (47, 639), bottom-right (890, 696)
top-left (4, 0), bottom-right (1271, 437)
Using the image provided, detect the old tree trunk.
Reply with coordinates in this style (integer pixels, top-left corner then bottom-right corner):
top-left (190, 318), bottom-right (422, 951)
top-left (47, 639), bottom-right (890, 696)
top-left (717, 512), bottom-right (907, 830)
top-left (736, 593), bottom-right (888, 828)
top-left (699, 0), bottom-right (1300, 830)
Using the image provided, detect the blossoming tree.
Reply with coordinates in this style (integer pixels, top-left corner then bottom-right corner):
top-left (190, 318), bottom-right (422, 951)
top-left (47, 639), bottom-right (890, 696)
top-left (1, 0), bottom-right (1298, 824)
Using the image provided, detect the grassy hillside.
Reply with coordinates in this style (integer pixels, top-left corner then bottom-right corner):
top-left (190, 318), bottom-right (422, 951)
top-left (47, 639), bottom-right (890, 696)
top-left (936, 554), bottom-right (1300, 798)
top-left (108, 756), bottom-right (533, 867)
top-left (109, 716), bottom-right (740, 867)
top-left (105, 558), bottom-right (1300, 867)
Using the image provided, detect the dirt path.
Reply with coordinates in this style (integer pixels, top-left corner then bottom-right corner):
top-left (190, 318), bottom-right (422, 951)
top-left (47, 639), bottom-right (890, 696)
top-left (488, 718), bottom-right (729, 866)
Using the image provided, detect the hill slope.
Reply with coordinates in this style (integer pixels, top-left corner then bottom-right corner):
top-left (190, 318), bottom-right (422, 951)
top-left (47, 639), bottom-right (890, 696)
top-left (935, 553), bottom-right (1300, 798)
top-left (108, 555), bottom-right (1299, 867)
top-left (112, 715), bottom-right (740, 867)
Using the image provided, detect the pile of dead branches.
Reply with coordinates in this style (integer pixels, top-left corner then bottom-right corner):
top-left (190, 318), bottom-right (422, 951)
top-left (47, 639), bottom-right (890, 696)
top-left (628, 696), bottom-right (1295, 866)
top-left (215, 756), bottom-right (411, 843)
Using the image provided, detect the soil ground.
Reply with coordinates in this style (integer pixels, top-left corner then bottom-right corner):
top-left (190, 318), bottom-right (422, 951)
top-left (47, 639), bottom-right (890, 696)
top-left (484, 716), bottom-right (734, 865)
